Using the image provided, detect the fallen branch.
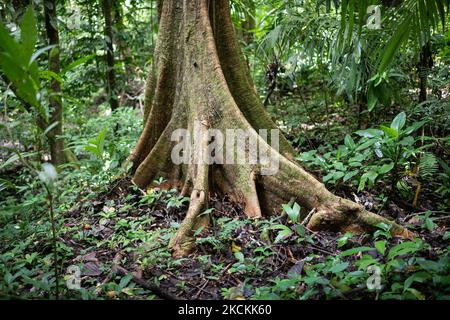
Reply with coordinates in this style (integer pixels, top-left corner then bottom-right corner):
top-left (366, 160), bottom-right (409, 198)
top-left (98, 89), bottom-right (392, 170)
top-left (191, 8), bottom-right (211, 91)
top-left (109, 252), bottom-right (181, 300)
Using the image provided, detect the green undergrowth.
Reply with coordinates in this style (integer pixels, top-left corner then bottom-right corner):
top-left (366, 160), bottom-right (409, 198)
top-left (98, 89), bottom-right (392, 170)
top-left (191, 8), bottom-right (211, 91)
top-left (1, 177), bottom-right (449, 300)
top-left (1, 106), bottom-right (449, 301)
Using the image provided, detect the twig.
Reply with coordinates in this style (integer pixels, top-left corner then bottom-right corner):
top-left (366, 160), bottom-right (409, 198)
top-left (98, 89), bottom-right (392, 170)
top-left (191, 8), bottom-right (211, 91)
top-left (193, 280), bottom-right (210, 299)
top-left (301, 208), bottom-right (316, 226)
top-left (108, 252), bottom-right (180, 300)
top-left (112, 265), bottom-right (180, 300)
top-left (131, 179), bottom-right (147, 195)
top-left (403, 210), bottom-right (449, 221)
top-left (306, 245), bottom-right (335, 256)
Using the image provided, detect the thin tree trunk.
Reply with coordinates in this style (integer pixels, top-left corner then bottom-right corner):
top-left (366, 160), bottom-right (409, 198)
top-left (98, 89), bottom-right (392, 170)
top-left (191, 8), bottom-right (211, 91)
top-left (44, 0), bottom-right (66, 165)
top-left (413, 42), bottom-right (433, 207)
top-left (101, 0), bottom-right (119, 111)
top-left (418, 42), bottom-right (432, 103)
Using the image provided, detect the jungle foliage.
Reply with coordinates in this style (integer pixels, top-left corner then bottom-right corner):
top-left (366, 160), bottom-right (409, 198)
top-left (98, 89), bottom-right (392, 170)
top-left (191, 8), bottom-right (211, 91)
top-left (0, 0), bottom-right (449, 300)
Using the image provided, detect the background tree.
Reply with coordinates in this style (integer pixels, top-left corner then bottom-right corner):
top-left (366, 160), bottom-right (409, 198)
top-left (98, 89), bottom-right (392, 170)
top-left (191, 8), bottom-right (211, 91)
top-left (0, 2), bottom-right (73, 166)
top-left (44, 0), bottom-right (69, 165)
top-left (101, 0), bottom-right (119, 110)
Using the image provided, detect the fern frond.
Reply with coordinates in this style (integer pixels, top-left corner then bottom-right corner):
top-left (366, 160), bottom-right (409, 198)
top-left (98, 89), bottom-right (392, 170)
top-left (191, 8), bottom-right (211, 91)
top-left (419, 152), bottom-right (439, 179)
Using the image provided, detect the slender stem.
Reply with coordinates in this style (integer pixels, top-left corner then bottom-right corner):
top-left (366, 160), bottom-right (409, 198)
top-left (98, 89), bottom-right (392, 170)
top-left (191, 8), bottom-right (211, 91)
top-left (47, 189), bottom-right (59, 299)
top-left (324, 89), bottom-right (330, 140)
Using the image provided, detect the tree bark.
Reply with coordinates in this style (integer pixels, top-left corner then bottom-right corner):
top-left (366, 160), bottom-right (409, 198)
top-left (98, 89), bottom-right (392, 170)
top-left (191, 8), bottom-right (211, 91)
top-left (418, 42), bottom-right (432, 103)
top-left (101, 0), bottom-right (119, 111)
top-left (44, 0), bottom-right (67, 166)
top-left (129, 0), bottom-right (412, 257)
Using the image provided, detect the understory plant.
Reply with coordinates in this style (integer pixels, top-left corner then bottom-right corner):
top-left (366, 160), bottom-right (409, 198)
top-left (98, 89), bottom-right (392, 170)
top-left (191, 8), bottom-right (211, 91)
top-left (298, 112), bottom-right (433, 199)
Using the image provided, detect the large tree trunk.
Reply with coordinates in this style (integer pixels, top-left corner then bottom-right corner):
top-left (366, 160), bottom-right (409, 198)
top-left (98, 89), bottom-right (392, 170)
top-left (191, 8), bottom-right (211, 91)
top-left (129, 0), bottom-right (412, 257)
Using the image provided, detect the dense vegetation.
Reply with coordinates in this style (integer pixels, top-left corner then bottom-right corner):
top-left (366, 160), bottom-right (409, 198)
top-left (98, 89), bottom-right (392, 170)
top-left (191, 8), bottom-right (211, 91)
top-left (0, 0), bottom-right (449, 300)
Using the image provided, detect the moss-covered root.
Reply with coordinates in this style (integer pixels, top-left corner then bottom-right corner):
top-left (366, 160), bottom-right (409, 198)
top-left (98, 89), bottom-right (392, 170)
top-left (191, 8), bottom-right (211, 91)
top-left (307, 198), bottom-right (415, 239)
top-left (168, 125), bottom-right (210, 257)
top-left (168, 188), bottom-right (209, 257)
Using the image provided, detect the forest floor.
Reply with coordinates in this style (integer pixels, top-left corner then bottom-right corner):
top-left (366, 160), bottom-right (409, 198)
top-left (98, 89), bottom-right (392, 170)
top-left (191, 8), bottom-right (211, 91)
top-left (54, 177), bottom-right (449, 300)
top-left (1, 103), bottom-right (449, 300)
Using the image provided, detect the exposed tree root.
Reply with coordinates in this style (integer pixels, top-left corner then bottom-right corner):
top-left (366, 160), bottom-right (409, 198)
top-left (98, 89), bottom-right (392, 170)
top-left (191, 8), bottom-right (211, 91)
top-left (168, 122), bottom-right (211, 256)
top-left (128, 0), bottom-right (413, 257)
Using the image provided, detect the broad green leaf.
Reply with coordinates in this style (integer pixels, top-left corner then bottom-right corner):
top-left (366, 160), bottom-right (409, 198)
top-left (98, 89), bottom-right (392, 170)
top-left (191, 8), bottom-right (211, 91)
top-left (323, 172), bottom-right (335, 183)
top-left (404, 272), bottom-right (431, 291)
top-left (367, 84), bottom-right (378, 111)
top-left (355, 138), bottom-right (377, 151)
top-left (337, 232), bottom-right (353, 248)
top-left (338, 246), bottom-right (373, 258)
top-left (234, 251), bottom-right (244, 262)
top-left (119, 273), bottom-right (133, 289)
top-left (387, 241), bottom-right (421, 260)
top-left (20, 6), bottom-right (37, 62)
top-left (358, 175), bottom-right (367, 192)
top-left (378, 163), bottom-right (394, 174)
top-left (270, 224), bottom-right (293, 243)
top-left (333, 162), bottom-right (345, 171)
top-left (416, 258), bottom-right (445, 273)
top-left (96, 128), bottom-right (107, 157)
top-left (346, 0), bottom-right (355, 46)
top-left (333, 171), bottom-right (345, 181)
top-left (343, 170), bottom-right (359, 182)
top-left (357, 0), bottom-right (368, 36)
top-left (358, 171), bottom-right (378, 191)
top-left (390, 112), bottom-right (407, 132)
top-left (378, 17), bottom-right (411, 74)
top-left (404, 288), bottom-right (425, 300)
top-left (344, 134), bottom-right (355, 149)
top-left (40, 70), bottom-right (63, 84)
top-left (84, 145), bottom-right (101, 158)
top-left (355, 129), bottom-right (383, 138)
top-left (338, 0), bottom-right (349, 49)
top-left (403, 121), bottom-right (426, 135)
top-left (329, 262), bottom-right (349, 273)
top-left (380, 125), bottom-right (398, 139)
top-left (282, 202), bottom-right (301, 224)
top-left (0, 52), bottom-right (24, 83)
top-left (0, 22), bottom-right (25, 65)
top-left (295, 224), bottom-right (305, 237)
top-left (290, 202), bottom-right (301, 223)
top-left (375, 240), bottom-right (386, 255)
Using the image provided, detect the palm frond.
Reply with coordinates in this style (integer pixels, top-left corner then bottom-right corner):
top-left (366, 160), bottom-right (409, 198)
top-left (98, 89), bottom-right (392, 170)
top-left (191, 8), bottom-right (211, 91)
top-left (338, 0), bottom-right (450, 73)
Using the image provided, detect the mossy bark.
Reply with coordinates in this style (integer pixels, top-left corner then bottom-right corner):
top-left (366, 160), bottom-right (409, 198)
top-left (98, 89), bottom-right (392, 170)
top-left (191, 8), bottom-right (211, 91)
top-left (130, 0), bottom-right (412, 257)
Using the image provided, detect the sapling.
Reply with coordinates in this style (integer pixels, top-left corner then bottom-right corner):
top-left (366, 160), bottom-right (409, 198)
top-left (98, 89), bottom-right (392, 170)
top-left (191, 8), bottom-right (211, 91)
top-left (38, 163), bottom-right (60, 299)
